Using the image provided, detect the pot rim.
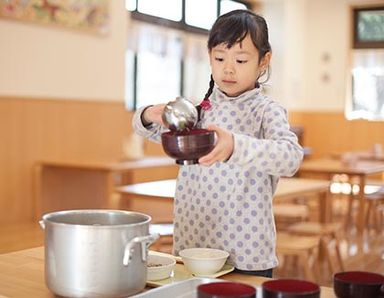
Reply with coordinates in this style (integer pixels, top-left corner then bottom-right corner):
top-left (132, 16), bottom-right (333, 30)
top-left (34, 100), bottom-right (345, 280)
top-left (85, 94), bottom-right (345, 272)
top-left (41, 209), bottom-right (152, 228)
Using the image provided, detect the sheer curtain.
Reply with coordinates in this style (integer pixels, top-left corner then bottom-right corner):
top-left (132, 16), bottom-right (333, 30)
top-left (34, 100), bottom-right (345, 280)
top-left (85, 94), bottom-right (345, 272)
top-left (347, 49), bottom-right (384, 120)
top-left (125, 20), bottom-right (211, 109)
top-left (183, 33), bottom-right (211, 104)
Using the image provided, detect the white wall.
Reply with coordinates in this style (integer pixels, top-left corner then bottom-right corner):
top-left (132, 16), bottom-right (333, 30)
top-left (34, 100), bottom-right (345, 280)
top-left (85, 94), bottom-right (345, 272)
top-left (261, 1), bottom-right (285, 102)
top-left (264, 0), bottom-right (380, 111)
top-left (0, 0), bottom-right (126, 101)
top-left (302, 0), bottom-right (349, 111)
top-left (1, 0), bottom-right (380, 107)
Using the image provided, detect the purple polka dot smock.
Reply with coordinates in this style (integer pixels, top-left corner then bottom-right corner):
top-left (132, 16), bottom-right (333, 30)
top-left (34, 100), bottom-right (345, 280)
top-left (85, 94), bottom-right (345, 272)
top-left (132, 86), bottom-right (304, 270)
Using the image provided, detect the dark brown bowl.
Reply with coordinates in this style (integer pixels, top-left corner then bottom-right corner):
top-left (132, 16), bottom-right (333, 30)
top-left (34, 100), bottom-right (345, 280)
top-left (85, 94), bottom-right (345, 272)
top-left (161, 128), bottom-right (215, 165)
top-left (333, 271), bottom-right (384, 298)
top-left (262, 279), bottom-right (320, 298)
top-left (197, 282), bottom-right (256, 298)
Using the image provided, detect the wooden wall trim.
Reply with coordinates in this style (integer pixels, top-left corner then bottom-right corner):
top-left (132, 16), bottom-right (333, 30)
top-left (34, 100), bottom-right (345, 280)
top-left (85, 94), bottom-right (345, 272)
top-left (0, 95), bottom-right (127, 106)
top-left (0, 96), bottom-right (165, 224)
top-left (289, 111), bottom-right (384, 158)
top-left (2, 96), bottom-right (383, 224)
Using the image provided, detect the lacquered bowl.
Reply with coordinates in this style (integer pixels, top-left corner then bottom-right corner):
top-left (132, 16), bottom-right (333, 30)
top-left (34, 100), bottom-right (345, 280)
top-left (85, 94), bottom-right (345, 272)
top-left (333, 271), bottom-right (384, 298)
top-left (262, 279), bottom-right (320, 298)
top-left (161, 128), bottom-right (215, 165)
top-left (197, 282), bottom-right (256, 298)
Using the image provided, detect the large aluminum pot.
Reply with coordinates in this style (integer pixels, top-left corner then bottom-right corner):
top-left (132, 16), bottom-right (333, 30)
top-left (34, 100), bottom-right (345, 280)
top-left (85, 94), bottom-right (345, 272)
top-left (39, 209), bottom-right (159, 298)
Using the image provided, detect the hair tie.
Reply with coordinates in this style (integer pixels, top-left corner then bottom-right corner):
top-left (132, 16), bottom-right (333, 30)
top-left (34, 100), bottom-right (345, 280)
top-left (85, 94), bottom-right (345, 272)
top-left (199, 98), bottom-right (212, 111)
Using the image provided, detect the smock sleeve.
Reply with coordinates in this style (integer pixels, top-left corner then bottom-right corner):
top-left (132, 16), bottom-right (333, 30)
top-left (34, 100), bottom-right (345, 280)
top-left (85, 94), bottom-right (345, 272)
top-left (132, 106), bottom-right (166, 144)
top-left (226, 101), bottom-right (304, 177)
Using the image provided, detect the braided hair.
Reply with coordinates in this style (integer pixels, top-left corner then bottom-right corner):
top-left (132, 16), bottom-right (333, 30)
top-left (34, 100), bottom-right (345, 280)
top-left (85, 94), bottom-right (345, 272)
top-left (204, 75), bottom-right (215, 101)
top-left (204, 9), bottom-right (272, 99)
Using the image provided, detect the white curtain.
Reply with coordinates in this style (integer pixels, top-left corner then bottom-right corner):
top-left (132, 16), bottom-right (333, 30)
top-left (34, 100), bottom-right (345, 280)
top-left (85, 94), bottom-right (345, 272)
top-left (350, 49), bottom-right (384, 120)
top-left (128, 21), bottom-right (183, 57)
top-left (126, 20), bottom-right (211, 106)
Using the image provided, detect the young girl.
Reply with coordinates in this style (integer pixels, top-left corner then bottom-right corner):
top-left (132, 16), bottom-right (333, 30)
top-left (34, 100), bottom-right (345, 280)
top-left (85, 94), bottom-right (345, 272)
top-left (132, 9), bottom-right (303, 277)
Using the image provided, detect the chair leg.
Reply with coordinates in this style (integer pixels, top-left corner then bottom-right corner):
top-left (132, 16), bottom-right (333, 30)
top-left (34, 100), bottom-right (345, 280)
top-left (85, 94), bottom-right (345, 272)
top-left (345, 195), bottom-right (354, 230)
top-left (299, 251), bottom-right (316, 282)
top-left (372, 201), bottom-right (381, 233)
top-left (365, 200), bottom-right (373, 231)
top-left (321, 237), bottom-right (334, 274)
top-left (379, 206), bottom-right (384, 232)
top-left (279, 254), bottom-right (288, 276)
top-left (334, 236), bottom-right (345, 272)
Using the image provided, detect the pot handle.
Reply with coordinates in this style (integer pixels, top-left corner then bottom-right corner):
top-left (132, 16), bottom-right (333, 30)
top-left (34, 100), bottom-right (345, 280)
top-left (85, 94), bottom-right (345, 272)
top-left (123, 233), bottom-right (159, 266)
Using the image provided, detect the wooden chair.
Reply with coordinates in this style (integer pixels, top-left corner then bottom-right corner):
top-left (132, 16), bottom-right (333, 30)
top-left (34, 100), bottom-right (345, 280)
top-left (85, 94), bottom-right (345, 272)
top-left (286, 221), bottom-right (344, 276)
top-left (376, 204), bottom-right (384, 231)
top-left (364, 185), bottom-right (384, 234)
top-left (273, 203), bottom-right (309, 230)
top-left (290, 125), bottom-right (312, 159)
top-left (149, 223), bottom-right (174, 253)
top-left (331, 175), bottom-right (384, 232)
top-left (276, 232), bottom-right (320, 282)
top-left (343, 182), bottom-right (384, 233)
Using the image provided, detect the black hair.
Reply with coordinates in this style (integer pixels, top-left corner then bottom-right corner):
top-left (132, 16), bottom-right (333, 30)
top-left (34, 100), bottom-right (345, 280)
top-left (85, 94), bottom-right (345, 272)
top-left (204, 9), bottom-right (272, 99)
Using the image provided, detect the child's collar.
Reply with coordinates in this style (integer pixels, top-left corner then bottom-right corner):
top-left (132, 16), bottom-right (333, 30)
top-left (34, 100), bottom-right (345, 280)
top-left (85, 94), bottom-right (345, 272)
top-left (214, 86), bottom-right (262, 101)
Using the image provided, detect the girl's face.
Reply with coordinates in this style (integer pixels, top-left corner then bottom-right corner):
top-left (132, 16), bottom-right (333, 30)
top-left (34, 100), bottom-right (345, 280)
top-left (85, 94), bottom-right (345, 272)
top-left (209, 34), bottom-right (270, 97)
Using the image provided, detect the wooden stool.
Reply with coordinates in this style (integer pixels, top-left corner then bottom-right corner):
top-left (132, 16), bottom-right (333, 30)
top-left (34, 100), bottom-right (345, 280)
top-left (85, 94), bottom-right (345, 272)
top-left (376, 204), bottom-right (384, 231)
top-left (286, 222), bottom-right (344, 276)
top-left (344, 182), bottom-right (384, 231)
top-left (274, 203), bottom-right (309, 229)
top-left (365, 186), bottom-right (384, 233)
top-left (276, 232), bottom-right (320, 282)
top-left (149, 223), bottom-right (174, 253)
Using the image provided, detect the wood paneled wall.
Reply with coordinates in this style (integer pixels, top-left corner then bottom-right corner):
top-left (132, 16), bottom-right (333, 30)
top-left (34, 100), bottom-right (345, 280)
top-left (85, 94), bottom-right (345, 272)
top-left (289, 111), bottom-right (384, 157)
top-left (0, 96), bottom-right (166, 225)
top-left (1, 97), bottom-right (384, 225)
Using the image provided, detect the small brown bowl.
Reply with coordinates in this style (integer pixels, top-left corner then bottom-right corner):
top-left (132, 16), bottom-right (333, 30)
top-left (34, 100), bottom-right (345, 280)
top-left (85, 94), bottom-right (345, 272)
top-left (197, 282), bottom-right (256, 298)
top-left (161, 128), bottom-right (215, 165)
top-left (262, 279), bottom-right (320, 298)
top-left (333, 271), bottom-right (384, 298)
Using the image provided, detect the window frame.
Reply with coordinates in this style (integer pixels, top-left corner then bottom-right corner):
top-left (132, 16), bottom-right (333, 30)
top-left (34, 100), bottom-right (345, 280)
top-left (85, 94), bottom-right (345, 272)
top-left (346, 5), bottom-right (384, 121)
top-left (126, 0), bottom-right (250, 110)
top-left (353, 6), bottom-right (384, 49)
top-left (129, 0), bottom-right (249, 34)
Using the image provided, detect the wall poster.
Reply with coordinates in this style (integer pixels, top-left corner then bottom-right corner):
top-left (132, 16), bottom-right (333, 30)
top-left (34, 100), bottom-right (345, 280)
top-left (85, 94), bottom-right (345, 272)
top-left (0, 0), bottom-right (110, 34)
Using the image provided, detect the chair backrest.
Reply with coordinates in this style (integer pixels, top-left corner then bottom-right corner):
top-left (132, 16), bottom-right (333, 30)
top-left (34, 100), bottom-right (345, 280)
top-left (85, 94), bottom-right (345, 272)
top-left (290, 125), bottom-right (304, 145)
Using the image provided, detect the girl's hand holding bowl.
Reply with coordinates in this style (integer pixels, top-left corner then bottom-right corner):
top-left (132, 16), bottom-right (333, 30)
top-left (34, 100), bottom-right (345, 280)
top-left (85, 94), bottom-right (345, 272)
top-left (198, 124), bottom-right (234, 166)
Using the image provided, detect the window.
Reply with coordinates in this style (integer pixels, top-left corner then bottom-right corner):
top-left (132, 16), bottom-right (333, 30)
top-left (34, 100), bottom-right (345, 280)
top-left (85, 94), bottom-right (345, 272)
top-left (136, 51), bottom-right (181, 107)
top-left (185, 0), bottom-right (217, 30)
top-left (353, 7), bottom-right (384, 49)
top-left (125, 0), bottom-right (136, 11)
top-left (347, 6), bottom-right (384, 120)
top-left (125, 0), bottom-right (249, 110)
top-left (138, 0), bottom-right (182, 22)
top-left (220, 0), bottom-right (247, 15)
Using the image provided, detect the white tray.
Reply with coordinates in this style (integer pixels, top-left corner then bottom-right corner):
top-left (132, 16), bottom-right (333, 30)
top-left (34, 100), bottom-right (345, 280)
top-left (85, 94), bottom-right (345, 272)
top-left (132, 278), bottom-right (261, 298)
top-left (146, 263), bottom-right (234, 287)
